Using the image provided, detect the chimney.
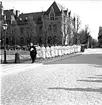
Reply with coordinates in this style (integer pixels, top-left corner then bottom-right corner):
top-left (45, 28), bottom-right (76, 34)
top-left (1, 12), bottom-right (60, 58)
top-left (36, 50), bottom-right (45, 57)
top-left (16, 10), bottom-right (20, 17)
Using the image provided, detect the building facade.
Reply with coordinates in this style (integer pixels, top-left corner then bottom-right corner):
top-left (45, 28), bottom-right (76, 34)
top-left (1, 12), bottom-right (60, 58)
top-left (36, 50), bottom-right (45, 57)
top-left (0, 1), bottom-right (3, 40)
top-left (1, 1), bottom-right (76, 47)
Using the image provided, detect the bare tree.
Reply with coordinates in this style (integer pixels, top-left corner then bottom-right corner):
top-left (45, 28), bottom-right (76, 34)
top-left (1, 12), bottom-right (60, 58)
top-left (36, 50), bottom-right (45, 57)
top-left (79, 29), bottom-right (88, 44)
top-left (98, 27), bottom-right (102, 47)
top-left (27, 19), bottom-right (36, 36)
top-left (76, 15), bottom-right (81, 33)
top-left (27, 19), bottom-right (36, 44)
top-left (79, 24), bottom-right (91, 47)
top-left (76, 15), bottom-right (81, 44)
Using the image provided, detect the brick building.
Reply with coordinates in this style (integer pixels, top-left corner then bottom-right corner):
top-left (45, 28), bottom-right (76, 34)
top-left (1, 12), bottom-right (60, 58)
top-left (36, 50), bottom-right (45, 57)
top-left (1, 1), bottom-right (76, 47)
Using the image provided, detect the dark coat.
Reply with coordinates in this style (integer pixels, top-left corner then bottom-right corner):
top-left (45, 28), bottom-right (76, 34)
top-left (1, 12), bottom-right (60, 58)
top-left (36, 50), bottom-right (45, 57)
top-left (29, 46), bottom-right (37, 56)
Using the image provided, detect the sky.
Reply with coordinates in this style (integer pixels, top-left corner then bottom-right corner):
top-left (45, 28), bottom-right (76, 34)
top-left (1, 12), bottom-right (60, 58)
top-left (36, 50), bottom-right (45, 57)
top-left (2, 0), bottom-right (102, 40)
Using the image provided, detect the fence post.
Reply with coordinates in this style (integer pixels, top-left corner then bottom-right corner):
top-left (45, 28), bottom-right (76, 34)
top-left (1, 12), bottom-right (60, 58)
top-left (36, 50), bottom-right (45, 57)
top-left (15, 53), bottom-right (20, 63)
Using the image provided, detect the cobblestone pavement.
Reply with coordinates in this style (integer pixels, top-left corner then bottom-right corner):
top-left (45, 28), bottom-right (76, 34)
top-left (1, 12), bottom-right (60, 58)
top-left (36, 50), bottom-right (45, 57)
top-left (1, 49), bottom-right (102, 105)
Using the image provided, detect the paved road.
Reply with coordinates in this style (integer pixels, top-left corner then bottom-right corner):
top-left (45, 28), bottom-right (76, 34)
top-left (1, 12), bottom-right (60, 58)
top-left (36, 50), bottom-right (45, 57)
top-left (45, 49), bottom-right (102, 65)
top-left (1, 48), bottom-right (102, 105)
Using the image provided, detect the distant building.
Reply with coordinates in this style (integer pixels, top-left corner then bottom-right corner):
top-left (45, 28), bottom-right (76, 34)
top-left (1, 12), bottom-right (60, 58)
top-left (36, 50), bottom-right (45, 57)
top-left (1, 8), bottom-right (20, 46)
top-left (98, 26), bottom-right (102, 47)
top-left (0, 1), bottom-right (3, 40)
top-left (1, 1), bottom-right (76, 46)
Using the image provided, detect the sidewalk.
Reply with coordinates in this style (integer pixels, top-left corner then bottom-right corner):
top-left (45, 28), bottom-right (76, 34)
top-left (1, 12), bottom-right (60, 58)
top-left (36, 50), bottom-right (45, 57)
top-left (1, 63), bottom-right (43, 76)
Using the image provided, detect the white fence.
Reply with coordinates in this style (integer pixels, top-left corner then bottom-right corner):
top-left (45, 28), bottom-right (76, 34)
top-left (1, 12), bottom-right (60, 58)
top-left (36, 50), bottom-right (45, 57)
top-left (36, 45), bottom-right (81, 59)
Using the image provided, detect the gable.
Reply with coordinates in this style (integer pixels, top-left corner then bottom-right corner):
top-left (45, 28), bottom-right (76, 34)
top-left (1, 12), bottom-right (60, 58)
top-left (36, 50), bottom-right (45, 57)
top-left (45, 1), bottom-right (64, 15)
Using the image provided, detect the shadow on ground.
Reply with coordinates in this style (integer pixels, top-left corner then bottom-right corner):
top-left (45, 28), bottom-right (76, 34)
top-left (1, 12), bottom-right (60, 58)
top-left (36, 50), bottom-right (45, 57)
top-left (83, 75), bottom-right (102, 80)
top-left (78, 74), bottom-right (102, 83)
top-left (77, 79), bottom-right (102, 83)
top-left (48, 87), bottom-right (102, 93)
top-left (44, 54), bottom-right (102, 66)
top-left (48, 74), bottom-right (102, 94)
top-left (87, 77), bottom-right (102, 79)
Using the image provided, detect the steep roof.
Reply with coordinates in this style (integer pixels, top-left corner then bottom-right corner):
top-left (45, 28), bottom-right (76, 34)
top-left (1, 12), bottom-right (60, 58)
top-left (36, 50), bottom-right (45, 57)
top-left (56, 2), bottom-right (65, 11)
top-left (20, 11), bottom-right (44, 17)
top-left (45, 1), bottom-right (65, 15)
top-left (19, 11), bottom-right (45, 21)
top-left (19, 1), bottom-right (66, 18)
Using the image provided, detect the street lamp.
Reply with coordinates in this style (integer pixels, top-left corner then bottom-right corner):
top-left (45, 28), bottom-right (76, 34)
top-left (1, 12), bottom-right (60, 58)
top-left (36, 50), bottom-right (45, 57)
top-left (3, 23), bottom-right (8, 63)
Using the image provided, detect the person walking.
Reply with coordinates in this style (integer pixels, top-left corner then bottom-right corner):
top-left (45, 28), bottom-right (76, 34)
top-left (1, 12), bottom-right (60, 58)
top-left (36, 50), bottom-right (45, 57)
top-left (29, 43), bottom-right (37, 63)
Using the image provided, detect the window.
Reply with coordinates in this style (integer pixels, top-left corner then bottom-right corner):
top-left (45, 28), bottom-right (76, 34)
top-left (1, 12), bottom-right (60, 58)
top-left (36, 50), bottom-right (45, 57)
top-left (27, 37), bottom-right (31, 45)
top-left (55, 17), bottom-right (58, 20)
top-left (64, 16), bottom-right (65, 23)
top-left (39, 26), bottom-right (42, 31)
top-left (20, 37), bottom-right (24, 45)
top-left (48, 25), bottom-right (52, 32)
top-left (15, 37), bottom-right (18, 45)
top-left (6, 38), bottom-right (9, 44)
top-left (48, 36), bottom-right (52, 45)
top-left (39, 37), bottom-right (42, 45)
top-left (49, 12), bottom-right (55, 20)
top-left (33, 37), bottom-right (37, 45)
top-left (8, 36), bottom-right (11, 44)
top-left (38, 17), bottom-right (41, 21)
top-left (20, 28), bottom-right (23, 34)
top-left (53, 35), bottom-right (57, 45)
top-left (49, 6), bottom-right (55, 21)
top-left (12, 36), bottom-right (15, 45)
top-left (53, 24), bottom-right (57, 32)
